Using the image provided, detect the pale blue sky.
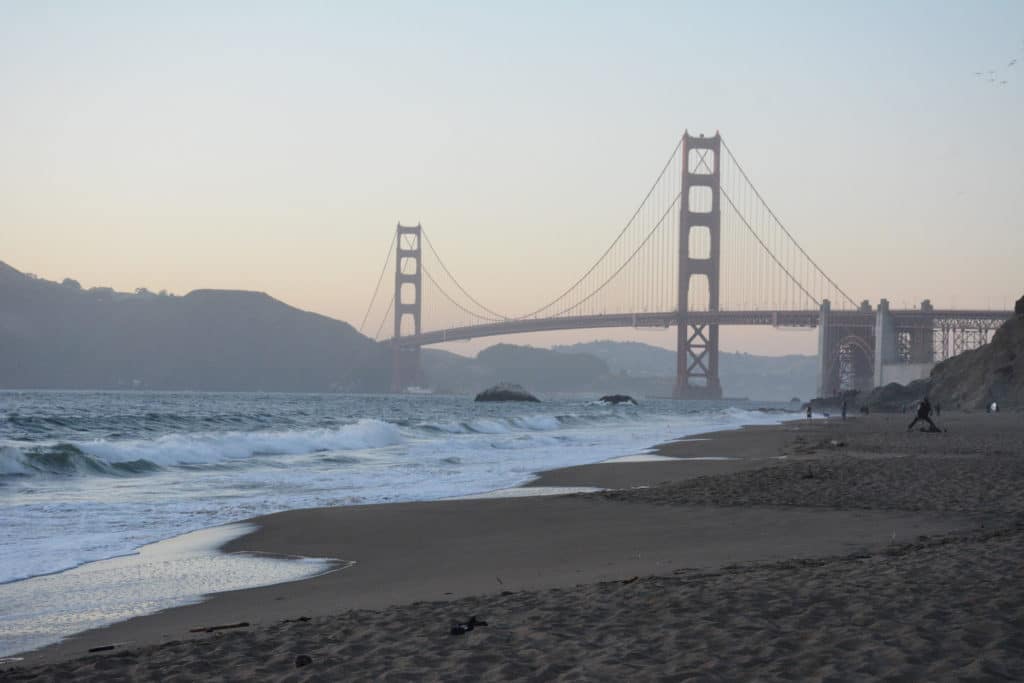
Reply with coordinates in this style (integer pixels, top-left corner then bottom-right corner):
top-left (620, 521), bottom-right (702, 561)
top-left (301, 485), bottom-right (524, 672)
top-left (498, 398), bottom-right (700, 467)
top-left (2, 2), bottom-right (1021, 354)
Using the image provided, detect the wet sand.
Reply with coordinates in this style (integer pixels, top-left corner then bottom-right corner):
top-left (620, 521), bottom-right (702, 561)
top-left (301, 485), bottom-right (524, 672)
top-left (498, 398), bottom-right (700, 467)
top-left (5, 411), bottom-right (1024, 680)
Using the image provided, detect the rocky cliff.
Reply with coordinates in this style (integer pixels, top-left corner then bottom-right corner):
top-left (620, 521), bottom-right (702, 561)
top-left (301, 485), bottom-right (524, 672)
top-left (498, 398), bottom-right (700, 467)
top-left (928, 310), bottom-right (1023, 409)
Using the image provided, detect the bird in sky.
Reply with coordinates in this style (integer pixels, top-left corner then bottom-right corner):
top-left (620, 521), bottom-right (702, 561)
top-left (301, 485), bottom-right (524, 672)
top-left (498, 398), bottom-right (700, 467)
top-left (973, 46), bottom-right (1019, 85)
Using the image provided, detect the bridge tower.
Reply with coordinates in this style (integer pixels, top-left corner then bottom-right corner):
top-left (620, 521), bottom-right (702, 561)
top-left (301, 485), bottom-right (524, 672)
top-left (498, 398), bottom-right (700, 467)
top-left (674, 131), bottom-right (723, 399)
top-left (391, 223), bottom-right (422, 392)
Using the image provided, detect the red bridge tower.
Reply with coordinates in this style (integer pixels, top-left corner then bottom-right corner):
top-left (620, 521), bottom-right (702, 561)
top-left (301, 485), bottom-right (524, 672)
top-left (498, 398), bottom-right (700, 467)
top-left (675, 131), bottom-right (723, 399)
top-left (391, 223), bottom-right (422, 392)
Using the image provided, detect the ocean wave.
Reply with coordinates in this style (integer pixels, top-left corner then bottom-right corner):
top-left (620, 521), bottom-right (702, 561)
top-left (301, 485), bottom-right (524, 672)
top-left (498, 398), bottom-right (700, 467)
top-left (0, 403), bottom-right (788, 482)
top-left (0, 444), bottom-right (162, 478)
top-left (417, 410), bottom-right (633, 436)
top-left (0, 419), bottom-right (403, 478)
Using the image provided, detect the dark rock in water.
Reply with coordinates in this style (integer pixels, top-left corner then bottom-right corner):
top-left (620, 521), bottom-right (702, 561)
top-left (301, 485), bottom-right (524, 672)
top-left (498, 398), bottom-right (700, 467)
top-left (1016, 294), bottom-right (1024, 317)
top-left (474, 382), bottom-right (540, 402)
top-left (599, 394), bottom-right (637, 405)
top-left (295, 654), bottom-right (313, 668)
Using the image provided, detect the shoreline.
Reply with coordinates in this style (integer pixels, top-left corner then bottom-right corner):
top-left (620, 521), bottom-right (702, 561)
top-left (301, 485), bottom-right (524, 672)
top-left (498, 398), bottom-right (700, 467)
top-left (4, 415), bottom-right (796, 664)
top-left (6, 411), bottom-right (1024, 678)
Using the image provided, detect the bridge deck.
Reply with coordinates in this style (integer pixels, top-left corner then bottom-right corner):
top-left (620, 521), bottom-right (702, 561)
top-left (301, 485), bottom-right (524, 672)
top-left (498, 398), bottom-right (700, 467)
top-left (391, 309), bottom-right (1011, 347)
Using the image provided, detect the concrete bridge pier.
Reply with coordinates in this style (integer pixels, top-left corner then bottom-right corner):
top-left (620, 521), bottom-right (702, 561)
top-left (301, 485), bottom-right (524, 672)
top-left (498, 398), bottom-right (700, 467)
top-left (815, 299), bottom-right (834, 398)
top-left (817, 299), bottom-right (875, 398)
top-left (814, 298), bottom-right (944, 399)
top-left (873, 299), bottom-right (896, 388)
top-left (874, 298), bottom-right (935, 389)
top-left (908, 299), bottom-right (935, 364)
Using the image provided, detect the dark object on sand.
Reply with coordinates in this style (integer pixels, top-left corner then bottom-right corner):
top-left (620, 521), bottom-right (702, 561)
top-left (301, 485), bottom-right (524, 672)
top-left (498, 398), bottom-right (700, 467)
top-left (295, 654), bottom-right (313, 668)
top-left (189, 621), bottom-right (250, 633)
top-left (474, 383), bottom-right (540, 402)
top-left (87, 645), bottom-right (116, 653)
top-left (599, 394), bottom-right (638, 405)
top-left (450, 615), bottom-right (488, 635)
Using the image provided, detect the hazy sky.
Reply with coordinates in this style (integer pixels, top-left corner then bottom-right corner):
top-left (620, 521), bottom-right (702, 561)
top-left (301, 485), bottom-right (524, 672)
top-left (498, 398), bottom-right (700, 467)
top-left (3, 1), bottom-right (1022, 356)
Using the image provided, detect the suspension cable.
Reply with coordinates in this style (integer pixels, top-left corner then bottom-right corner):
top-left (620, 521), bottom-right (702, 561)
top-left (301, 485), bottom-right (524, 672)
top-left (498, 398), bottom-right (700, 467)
top-left (421, 265), bottom-right (504, 324)
top-left (518, 134), bottom-right (685, 319)
top-left (719, 188), bottom-right (820, 307)
top-left (373, 297), bottom-right (394, 341)
top-left (720, 138), bottom-right (858, 308)
top-left (359, 232), bottom-right (397, 334)
top-left (420, 228), bottom-right (508, 320)
top-left (551, 193), bottom-right (681, 318)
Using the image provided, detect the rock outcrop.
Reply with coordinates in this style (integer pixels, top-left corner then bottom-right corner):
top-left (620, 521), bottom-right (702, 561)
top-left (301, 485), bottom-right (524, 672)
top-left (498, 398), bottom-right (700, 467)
top-left (858, 380), bottom-right (930, 413)
top-left (474, 383), bottom-right (540, 402)
top-left (598, 394), bottom-right (638, 405)
top-left (928, 312), bottom-right (1023, 409)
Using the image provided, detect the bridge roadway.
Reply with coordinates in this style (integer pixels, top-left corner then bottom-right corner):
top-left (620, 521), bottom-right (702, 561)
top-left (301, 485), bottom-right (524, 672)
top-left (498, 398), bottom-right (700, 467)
top-left (393, 309), bottom-right (1012, 348)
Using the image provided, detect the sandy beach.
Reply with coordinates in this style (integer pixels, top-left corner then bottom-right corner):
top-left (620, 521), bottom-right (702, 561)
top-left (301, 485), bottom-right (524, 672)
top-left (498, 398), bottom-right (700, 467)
top-left (4, 411), bottom-right (1024, 681)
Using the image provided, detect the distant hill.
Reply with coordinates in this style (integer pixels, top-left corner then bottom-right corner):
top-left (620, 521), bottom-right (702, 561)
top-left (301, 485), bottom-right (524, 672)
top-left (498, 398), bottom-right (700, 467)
top-left (553, 340), bottom-right (816, 401)
top-left (420, 344), bottom-right (611, 395)
top-left (0, 261), bottom-right (389, 392)
top-left (552, 340), bottom-right (674, 377)
top-left (1, 260), bottom-right (818, 399)
top-left (421, 340), bottom-right (815, 400)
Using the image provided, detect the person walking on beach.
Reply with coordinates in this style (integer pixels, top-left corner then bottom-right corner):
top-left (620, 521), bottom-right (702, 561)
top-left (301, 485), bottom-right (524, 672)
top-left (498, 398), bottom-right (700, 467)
top-left (806, 404), bottom-right (812, 420)
top-left (841, 400), bottom-right (848, 420)
top-left (907, 397), bottom-right (940, 432)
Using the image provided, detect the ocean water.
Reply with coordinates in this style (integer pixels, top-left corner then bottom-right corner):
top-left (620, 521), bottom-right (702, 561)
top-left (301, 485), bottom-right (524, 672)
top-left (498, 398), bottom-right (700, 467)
top-left (0, 390), bottom-right (792, 655)
top-left (0, 391), bottom-right (795, 584)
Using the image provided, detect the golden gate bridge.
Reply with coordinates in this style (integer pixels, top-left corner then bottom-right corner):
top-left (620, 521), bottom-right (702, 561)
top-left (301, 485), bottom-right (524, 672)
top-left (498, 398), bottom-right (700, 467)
top-left (360, 132), bottom-right (1010, 398)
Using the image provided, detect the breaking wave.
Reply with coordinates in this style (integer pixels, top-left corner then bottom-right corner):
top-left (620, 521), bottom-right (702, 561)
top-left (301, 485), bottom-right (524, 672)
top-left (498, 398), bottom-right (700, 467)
top-left (0, 419), bottom-right (404, 478)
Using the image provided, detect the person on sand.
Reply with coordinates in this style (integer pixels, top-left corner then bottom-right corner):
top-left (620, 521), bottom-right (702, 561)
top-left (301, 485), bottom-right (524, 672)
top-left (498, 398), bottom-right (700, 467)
top-left (841, 400), bottom-right (847, 420)
top-left (907, 396), bottom-right (940, 432)
top-left (806, 404), bottom-right (812, 420)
